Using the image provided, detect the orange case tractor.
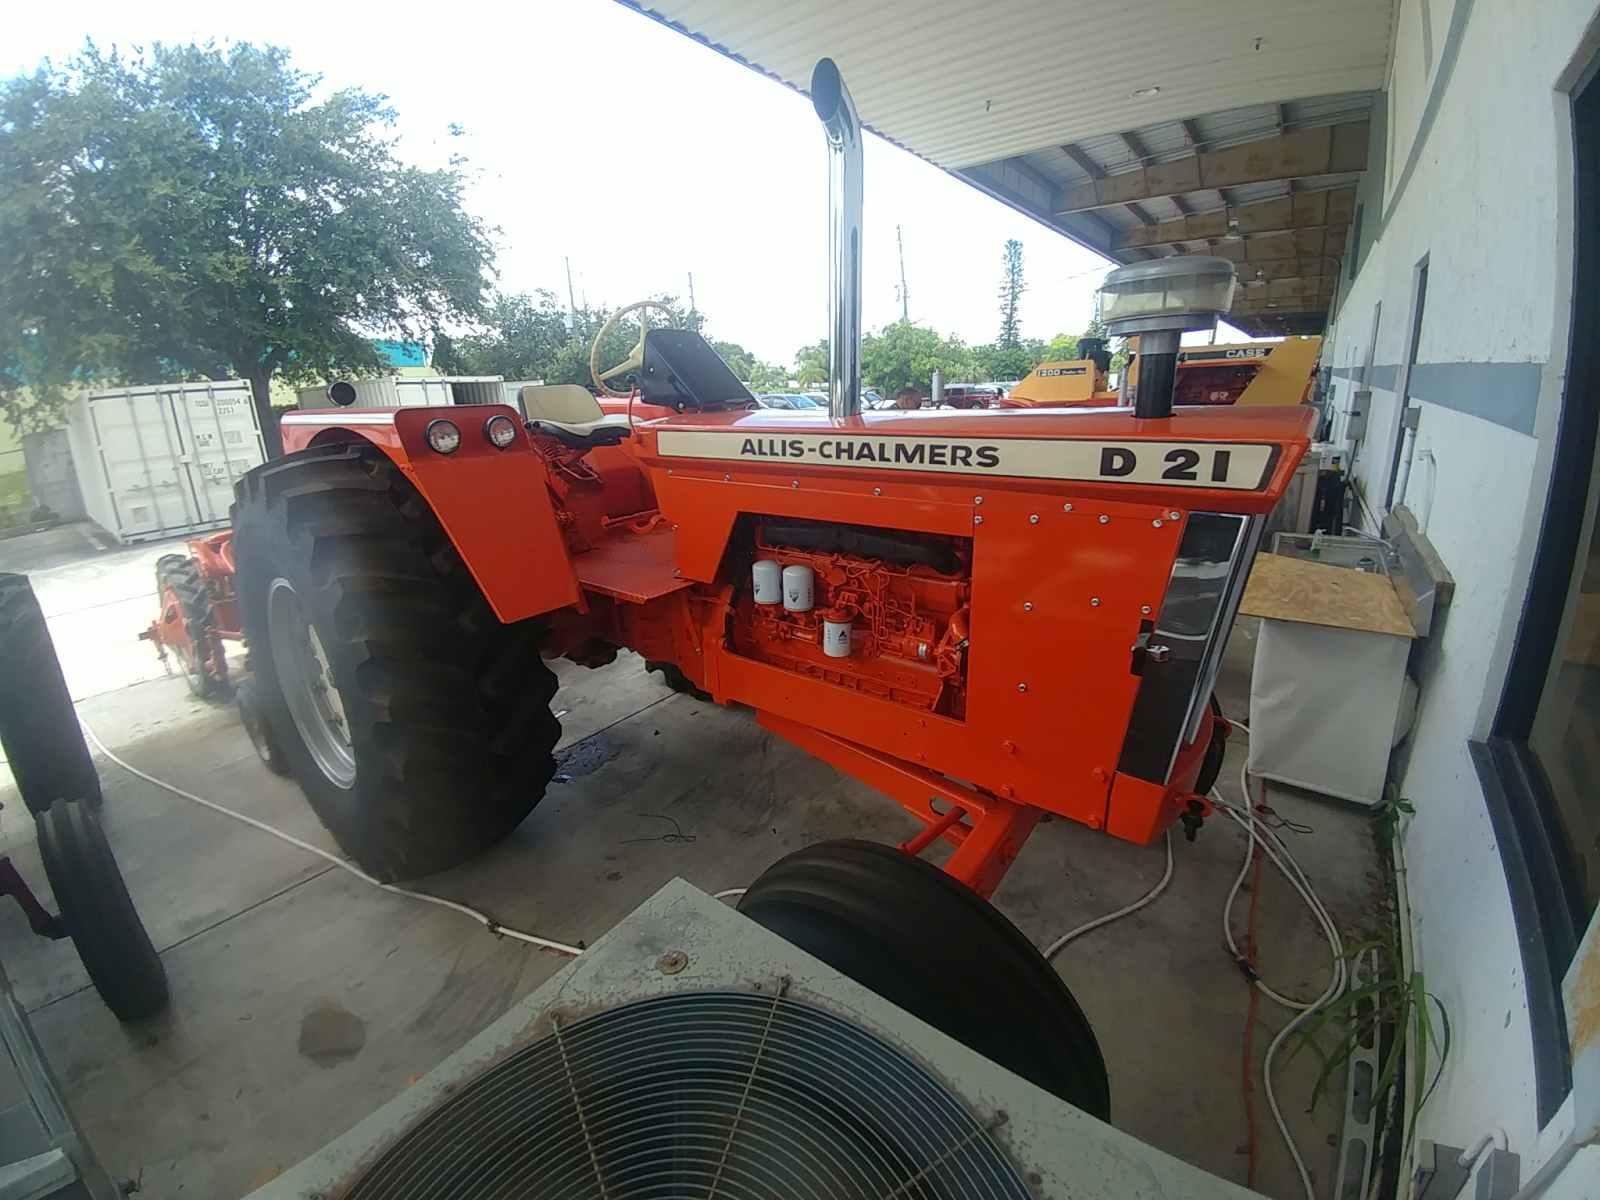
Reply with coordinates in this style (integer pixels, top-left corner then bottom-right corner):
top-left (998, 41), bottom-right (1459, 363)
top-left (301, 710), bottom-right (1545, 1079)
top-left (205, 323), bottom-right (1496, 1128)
top-left (228, 63), bottom-right (1311, 897)
top-left (1003, 336), bottom-right (1323, 411)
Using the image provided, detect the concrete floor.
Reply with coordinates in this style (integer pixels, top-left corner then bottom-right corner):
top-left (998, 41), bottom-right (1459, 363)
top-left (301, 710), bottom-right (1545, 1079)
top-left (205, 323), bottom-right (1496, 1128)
top-left (0, 521), bottom-right (1388, 1199)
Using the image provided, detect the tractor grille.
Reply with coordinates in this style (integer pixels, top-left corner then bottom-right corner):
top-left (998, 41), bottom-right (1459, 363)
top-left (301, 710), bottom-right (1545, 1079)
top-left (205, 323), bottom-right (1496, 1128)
top-left (345, 990), bottom-right (1031, 1199)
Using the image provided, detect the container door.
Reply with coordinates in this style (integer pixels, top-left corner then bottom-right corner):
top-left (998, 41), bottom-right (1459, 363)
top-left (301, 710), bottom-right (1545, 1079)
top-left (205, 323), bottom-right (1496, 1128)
top-left (172, 384), bottom-right (265, 524)
top-left (85, 391), bottom-right (196, 539)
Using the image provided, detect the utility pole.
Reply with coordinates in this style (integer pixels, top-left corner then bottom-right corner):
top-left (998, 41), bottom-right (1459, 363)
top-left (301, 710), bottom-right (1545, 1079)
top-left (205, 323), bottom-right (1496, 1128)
top-left (896, 225), bottom-right (910, 322)
top-left (564, 257), bottom-right (578, 327)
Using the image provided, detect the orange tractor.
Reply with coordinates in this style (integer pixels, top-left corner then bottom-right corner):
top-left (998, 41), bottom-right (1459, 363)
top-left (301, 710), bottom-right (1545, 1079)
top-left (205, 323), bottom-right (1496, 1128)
top-left (209, 61), bottom-right (1310, 901)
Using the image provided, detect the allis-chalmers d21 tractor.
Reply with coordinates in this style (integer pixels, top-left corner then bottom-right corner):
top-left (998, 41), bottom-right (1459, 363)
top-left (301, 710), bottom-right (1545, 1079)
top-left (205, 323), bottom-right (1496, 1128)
top-left (230, 63), bottom-right (1309, 921)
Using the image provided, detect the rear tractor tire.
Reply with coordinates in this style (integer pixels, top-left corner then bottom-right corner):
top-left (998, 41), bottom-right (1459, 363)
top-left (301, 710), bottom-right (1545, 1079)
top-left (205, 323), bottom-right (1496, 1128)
top-left (154, 554), bottom-right (228, 698)
top-left (232, 443), bottom-right (562, 881)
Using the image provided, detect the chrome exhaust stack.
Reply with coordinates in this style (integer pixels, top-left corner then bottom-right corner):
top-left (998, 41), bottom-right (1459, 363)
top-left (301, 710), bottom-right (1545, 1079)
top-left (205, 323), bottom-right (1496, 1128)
top-left (812, 58), bottom-right (863, 420)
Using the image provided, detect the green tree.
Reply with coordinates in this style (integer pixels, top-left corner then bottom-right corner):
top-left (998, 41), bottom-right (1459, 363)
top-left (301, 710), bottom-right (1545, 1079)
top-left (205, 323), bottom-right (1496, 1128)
top-left (0, 42), bottom-right (494, 454)
top-left (997, 239), bottom-right (1025, 348)
top-left (749, 360), bottom-right (790, 390)
top-left (792, 339), bottom-right (829, 386)
top-left (860, 321), bottom-right (976, 395)
top-left (452, 291), bottom-right (571, 379)
top-left (431, 330), bottom-right (466, 376)
top-left (973, 338), bottom-right (1045, 382)
top-left (710, 340), bottom-right (757, 381)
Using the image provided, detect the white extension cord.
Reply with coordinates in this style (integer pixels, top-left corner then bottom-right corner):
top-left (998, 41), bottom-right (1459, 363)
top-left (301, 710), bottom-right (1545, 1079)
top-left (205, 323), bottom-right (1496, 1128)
top-left (77, 717), bottom-right (587, 958)
top-left (1043, 831), bottom-right (1174, 959)
top-left (1035, 707), bottom-right (1346, 1200)
top-left (1214, 747), bottom-right (1347, 1200)
top-left (82, 701), bottom-right (1344, 1200)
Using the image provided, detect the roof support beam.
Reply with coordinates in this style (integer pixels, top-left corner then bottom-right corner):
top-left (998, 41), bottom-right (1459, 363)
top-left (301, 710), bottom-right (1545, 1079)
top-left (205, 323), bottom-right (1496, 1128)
top-left (1230, 278), bottom-right (1338, 316)
top-left (1055, 122), bottom-right (1368, 215)
top-left (1113, 186), bottom-right (1356, 251)
top-left (1060, 142), bottom-right (1105, 180)
top-left (1227, 256), bottom-right (1340, 282)
top-left (1181, 119), bottom-right (1205, 150)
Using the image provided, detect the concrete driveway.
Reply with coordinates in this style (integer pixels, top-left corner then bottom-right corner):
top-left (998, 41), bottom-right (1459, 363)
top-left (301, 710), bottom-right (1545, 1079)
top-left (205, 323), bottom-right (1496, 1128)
top-left (0, 522), bottom-right (1380, 1199)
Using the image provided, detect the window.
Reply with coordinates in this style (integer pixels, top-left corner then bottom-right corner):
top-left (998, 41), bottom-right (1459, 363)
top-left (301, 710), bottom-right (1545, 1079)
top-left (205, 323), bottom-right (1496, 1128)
top-left (1474, 56), bottom-right (1600, 1125)
top-left (1386, 259), bottom-right (1428, 508)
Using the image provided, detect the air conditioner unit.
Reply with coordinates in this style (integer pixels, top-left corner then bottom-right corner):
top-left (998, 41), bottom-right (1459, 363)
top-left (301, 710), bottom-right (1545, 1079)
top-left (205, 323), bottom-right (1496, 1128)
top-left (247, 878), bottom-right (1257, 1200)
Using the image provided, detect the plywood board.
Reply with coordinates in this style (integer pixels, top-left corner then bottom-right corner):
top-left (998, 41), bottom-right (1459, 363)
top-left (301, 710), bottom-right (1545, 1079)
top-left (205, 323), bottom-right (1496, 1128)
top-left (1239, 553), bottom-right (1415, 638)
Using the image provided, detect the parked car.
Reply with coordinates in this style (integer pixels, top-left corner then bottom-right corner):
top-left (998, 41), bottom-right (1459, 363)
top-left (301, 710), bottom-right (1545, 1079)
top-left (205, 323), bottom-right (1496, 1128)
top-left (941, 384), bottom-right (1000, 409)
top-left (756, 392), bottom-right (824, 410)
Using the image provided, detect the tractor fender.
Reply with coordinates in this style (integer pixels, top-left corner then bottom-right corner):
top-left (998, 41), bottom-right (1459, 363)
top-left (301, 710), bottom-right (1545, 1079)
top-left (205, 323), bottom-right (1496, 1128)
top-left (278, 405), bottom-right (581, 623)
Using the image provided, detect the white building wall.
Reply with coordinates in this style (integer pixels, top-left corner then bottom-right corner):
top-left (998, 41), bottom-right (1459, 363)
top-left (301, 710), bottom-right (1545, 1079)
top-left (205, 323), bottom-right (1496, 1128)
top-left (1323, 0), bottom-right (1600, 1172)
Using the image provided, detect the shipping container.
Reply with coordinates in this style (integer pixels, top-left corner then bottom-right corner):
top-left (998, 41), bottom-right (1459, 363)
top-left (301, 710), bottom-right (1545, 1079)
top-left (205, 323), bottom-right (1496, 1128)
top-left (296, 378), bottom-right (402, 408)
top-left (296, 376), bottom-right (506, 410)
top-left (65, 381), bottom-right (266, 544)
top-left (502, 380), bottom-right (545, 417)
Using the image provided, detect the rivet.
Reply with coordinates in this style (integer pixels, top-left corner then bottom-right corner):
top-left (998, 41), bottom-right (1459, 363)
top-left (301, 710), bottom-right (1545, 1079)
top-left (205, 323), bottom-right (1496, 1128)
top-left (974, 496), bottom-right (985, 505)
top-left (722, 473), bottom-right (730, 482)
top-left (1153, 518), bottom-right (1163, 528)
top-left (657, 950), bottom-right (688, 975)
top-left (1141, 604), bottom-right (1152, 615)
top-left (1017, 682), bottom-right (1028, 693)
top-left (1063, 502), bottom-right (1074, 512)
top-left (667, 468), bottom-right (674, 476)
top-left (1169, 510), bottom-right (1181, 520)
top-left (1000, 784), bottom-right (1016, 799)
top-left (1023, 602), bottom-right (1034, 612)
top-left (1029, 513), bottom-right (1040, 524)
top-left (974, 515), bottom-right (984, 525)
top-left (672, 568), bottom-right (682, 578)
top-left (1090, 597), bottom-right (1101, 607)
top-left (873, 487), bottom-right (882, 496)
top-left (791, 480), bottom-right (800, 489)
top-left (1098, 514), bottom-right (1110, 525)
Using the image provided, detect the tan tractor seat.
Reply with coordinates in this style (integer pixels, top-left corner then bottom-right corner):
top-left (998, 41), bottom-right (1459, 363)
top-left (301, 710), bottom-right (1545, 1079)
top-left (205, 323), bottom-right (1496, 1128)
top-left (519, 384), bottom-right (632, 449)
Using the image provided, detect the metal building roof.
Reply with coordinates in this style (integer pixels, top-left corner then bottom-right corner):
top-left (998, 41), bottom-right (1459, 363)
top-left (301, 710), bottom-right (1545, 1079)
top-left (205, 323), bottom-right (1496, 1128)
top-left (623, 0), bottom-right (1394, 335)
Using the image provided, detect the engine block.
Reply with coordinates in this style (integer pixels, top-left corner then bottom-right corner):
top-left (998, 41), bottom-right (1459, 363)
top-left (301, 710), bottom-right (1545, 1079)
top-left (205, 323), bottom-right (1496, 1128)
top-left (730, 523), bottom-right (971, 716)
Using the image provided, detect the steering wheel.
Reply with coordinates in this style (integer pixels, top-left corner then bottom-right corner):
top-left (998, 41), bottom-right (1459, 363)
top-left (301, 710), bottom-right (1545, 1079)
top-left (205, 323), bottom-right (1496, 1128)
top-left (590, 300), bottom-right (678, 397)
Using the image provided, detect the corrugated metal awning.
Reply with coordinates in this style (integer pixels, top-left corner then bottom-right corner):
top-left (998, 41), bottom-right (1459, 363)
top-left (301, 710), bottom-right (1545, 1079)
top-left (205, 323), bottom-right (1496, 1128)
top-left (622, 0), bottom-right (1393, 335)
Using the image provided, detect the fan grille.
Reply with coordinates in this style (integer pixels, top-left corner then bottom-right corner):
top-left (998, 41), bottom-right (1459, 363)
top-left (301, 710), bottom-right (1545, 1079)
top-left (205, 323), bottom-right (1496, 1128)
top-left (345, 989), bottom-right (1032, 1199)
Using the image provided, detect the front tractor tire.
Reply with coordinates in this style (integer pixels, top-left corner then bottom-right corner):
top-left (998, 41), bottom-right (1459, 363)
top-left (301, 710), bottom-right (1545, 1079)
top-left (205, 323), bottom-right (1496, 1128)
top-left (232, 443), bottom-right (561, 881)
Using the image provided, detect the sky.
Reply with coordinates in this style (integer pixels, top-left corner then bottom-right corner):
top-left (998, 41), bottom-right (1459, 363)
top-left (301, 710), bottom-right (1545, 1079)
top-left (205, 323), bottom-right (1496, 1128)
top-left (5, 0), bottom-right (1241, 368)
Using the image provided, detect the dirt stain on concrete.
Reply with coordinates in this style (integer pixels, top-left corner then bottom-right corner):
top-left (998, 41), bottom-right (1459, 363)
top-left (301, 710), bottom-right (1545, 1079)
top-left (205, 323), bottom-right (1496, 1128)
top-left (297, 1000), bottom-right (366, 1068)
top-left (554, 733), bottom-right (621, 781)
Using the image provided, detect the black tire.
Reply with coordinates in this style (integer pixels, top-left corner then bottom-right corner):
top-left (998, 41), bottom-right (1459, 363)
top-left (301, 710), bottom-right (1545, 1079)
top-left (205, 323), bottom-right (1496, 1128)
top-left (154, 554), bottom-right (226, 698)
top-left (232, 442), bottom-right (561, 881)
top-left (0, 575), bottom-right (102, 813)
top-left (36, 799), bottom-right (168, 1022)
top-left (738, 839), bottom-right (1112, 1119)
top-left (645, 659), bottom-right (711, 701)
top-left (236, 677), bottom-right (290, 776)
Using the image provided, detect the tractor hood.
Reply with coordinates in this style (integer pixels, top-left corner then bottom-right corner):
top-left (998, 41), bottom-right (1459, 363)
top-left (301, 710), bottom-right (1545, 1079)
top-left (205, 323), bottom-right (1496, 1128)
top-left (631, 403), bottom-right (1314, 513)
